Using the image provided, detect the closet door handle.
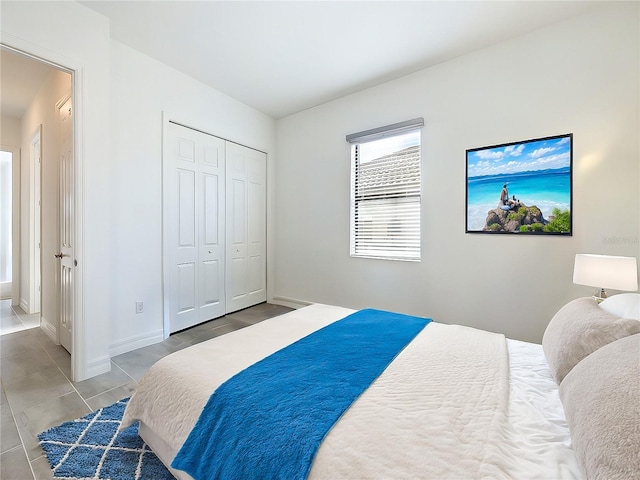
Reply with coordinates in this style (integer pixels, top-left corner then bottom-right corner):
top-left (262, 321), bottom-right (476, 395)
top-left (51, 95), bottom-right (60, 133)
top-left (54, 253), bottom-right (64, 259)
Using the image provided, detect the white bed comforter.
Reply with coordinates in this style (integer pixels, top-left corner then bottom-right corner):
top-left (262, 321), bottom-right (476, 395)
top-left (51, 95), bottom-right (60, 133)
top-left (122, 304), bottom-right (576, 479)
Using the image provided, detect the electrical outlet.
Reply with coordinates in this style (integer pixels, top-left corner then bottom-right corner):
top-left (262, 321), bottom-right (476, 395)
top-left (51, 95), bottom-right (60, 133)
top-left (135, 302), bottom-right (144, 314)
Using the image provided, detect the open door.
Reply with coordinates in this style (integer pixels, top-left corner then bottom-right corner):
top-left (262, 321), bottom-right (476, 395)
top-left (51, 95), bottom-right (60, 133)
top-left (56, 94), bottom-right (73, 353)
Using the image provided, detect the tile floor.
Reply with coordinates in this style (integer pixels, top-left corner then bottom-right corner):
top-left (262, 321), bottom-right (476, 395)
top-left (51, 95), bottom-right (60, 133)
top-left (0, 300), bottom-right (41, 336)
top-left (0, 302), bottom-right (293, 480)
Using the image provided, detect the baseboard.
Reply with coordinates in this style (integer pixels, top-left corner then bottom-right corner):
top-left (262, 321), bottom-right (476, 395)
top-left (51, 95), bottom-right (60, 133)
top-left (270, 296), bottom-right (312, 309)
top-left (109, 329), bottom-right (165, 357)
top-left (41, 316), bottom-right (57, 342)
top-left (86, 354), bottom-right (112, 378)
top-left (20, 297), bottom-right (29, 313)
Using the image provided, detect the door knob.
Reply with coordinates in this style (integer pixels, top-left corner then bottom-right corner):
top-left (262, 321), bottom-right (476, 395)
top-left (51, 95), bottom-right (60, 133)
top-left (54, 253), bottom-right (64, 259)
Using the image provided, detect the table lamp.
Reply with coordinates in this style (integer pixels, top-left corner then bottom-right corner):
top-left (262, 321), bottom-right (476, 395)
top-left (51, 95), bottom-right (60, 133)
top-left (573, 254), bottom-right (638, 302)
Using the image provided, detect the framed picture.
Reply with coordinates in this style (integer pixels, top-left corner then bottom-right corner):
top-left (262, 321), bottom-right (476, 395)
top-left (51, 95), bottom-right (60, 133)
top-left (465, 133), bottom-right (572, 235)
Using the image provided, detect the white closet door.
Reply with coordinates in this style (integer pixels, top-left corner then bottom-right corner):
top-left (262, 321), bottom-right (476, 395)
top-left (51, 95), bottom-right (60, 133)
top-left (167, 123), bottom-right (226, 333)
top-left (225, 142), bottom-right (266, 313)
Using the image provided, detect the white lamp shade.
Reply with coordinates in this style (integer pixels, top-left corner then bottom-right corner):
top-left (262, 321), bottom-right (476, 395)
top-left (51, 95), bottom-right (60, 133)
top-left (573, 254), bottom-right (638, 291)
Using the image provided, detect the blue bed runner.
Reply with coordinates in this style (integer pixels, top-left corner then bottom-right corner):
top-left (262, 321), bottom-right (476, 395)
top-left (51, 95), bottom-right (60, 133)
top-left (171, 308), bottom-right (431, 480)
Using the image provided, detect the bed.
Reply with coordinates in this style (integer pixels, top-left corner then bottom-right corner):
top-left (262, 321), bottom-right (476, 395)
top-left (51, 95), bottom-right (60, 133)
top-left (121, 297), bottom-right (640, 480)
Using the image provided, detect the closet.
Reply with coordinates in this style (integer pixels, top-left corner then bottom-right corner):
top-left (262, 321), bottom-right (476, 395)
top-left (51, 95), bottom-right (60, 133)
top-left (163, 121), bottom-right (266, 333)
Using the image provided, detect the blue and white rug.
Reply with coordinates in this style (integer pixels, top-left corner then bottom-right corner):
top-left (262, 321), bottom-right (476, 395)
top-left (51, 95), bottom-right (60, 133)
top-left (38, 398), bottom-right (174, 480)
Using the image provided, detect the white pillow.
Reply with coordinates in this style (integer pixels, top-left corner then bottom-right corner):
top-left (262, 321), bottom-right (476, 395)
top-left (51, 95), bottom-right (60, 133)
top-left (599, 293), bottom-right (640, 320)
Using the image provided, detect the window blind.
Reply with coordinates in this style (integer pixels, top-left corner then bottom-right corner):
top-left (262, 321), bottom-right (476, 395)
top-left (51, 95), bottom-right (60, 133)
top-left (346, 118), bottom-right (424, 144)
top-left (348, 120), bottom-right (422, 261)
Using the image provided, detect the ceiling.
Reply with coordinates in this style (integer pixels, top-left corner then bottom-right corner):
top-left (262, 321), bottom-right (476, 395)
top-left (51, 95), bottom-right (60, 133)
top-left (3, 1), bottom-right (611, 120)
top-left (0, 49), bottom-right (62, 118)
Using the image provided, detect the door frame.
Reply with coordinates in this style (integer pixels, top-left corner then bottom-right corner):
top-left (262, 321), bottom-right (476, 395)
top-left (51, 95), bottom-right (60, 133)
top-left (28, 126), bottom-right (42, 315)
top-left (161, 112), bottom-right (171, 339)
top-left (0, 40), bottom-right (85, 381)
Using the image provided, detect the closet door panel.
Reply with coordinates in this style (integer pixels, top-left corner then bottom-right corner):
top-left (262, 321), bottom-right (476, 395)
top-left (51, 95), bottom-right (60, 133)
top-left (170, 130), bottom-right (198, 331)
top-left (228, 176), bottom-right (247, 301)
top-left (201, 259), bottom-right (221, 306)
top-left (226, 143), bottom-right (266, 312)
top-left (177, 263), bottom-right (196, 313)
top-left (177, 169), bottom-right (196, 254)
top-left (248, 177), bottom-right (265, 295)
top-left (196, 132), bottom-right (226, 323)
top-left (230, 178), bottom-right (246, 245)
top-left (166, 123), bottom-right (226, 333)
top-left (230, 257), bottom-right (247, 300)
top-left (202, 174), bottom-right (219, 246)
top-left (198, 165), bottom-right (224, 321)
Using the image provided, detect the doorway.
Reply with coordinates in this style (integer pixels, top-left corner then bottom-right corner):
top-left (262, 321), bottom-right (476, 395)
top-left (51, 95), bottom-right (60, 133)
top-left (0, 48), bottom-right (74, 353)
top-left (0, 147), bottom-right (17, 301)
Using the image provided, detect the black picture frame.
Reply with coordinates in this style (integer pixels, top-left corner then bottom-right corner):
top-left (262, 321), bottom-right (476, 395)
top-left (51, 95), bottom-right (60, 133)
top-left (465, 133), bottom-right (573, 235)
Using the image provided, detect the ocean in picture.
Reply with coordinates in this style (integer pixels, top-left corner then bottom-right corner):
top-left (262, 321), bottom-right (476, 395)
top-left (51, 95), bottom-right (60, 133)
top-left (466, 167), bottom-right (571, 231)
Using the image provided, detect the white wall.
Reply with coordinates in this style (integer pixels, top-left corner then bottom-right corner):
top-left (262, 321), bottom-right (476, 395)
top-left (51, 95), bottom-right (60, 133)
top-left (274, 4), bottom-right (640, 343)
top-left (1, 116), bottom-right (21, 146)
top-left (107, 40), bottom-right (276, 354)
top-left (2, 1), bottom-right (112, 380)
top-left (20, 69), bottom-right (71, 333)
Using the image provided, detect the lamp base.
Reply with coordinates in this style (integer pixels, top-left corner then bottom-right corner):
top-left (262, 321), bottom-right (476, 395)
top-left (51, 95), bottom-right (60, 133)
top-left (593, 288), bottom-right (607, 304)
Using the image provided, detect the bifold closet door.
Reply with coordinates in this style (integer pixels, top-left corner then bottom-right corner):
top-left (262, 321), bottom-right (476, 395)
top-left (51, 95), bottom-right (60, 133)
top-left (166, 123), bottom-right (226, 333)
top-left (226, 142), bottom-right (267, 313)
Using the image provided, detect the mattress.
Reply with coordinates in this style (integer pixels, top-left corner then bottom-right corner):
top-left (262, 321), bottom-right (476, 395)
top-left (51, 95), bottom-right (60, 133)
top-left (122, 304), bottom-right (581, 479)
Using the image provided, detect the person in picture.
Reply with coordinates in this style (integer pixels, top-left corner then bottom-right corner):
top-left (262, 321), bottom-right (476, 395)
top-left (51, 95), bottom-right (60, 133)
top-left (499, 184), bottom-right (517, 210)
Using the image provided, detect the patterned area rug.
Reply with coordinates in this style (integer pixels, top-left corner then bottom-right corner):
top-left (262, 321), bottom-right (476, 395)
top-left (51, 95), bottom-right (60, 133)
top-left (38, 398), bottom-right (174, 480)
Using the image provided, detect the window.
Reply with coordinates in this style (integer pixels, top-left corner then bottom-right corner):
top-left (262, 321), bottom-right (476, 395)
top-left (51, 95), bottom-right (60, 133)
top-left (347, 118), bottom-right (423, 261)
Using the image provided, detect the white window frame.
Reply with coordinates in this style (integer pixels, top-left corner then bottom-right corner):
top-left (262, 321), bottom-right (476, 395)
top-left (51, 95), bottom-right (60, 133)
top-left (347, 118), bottom-right (423, 261)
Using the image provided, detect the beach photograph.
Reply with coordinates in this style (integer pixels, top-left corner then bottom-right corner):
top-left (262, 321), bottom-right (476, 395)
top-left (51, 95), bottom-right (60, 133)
top-left (466, 134), bottom-right (572, 234)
